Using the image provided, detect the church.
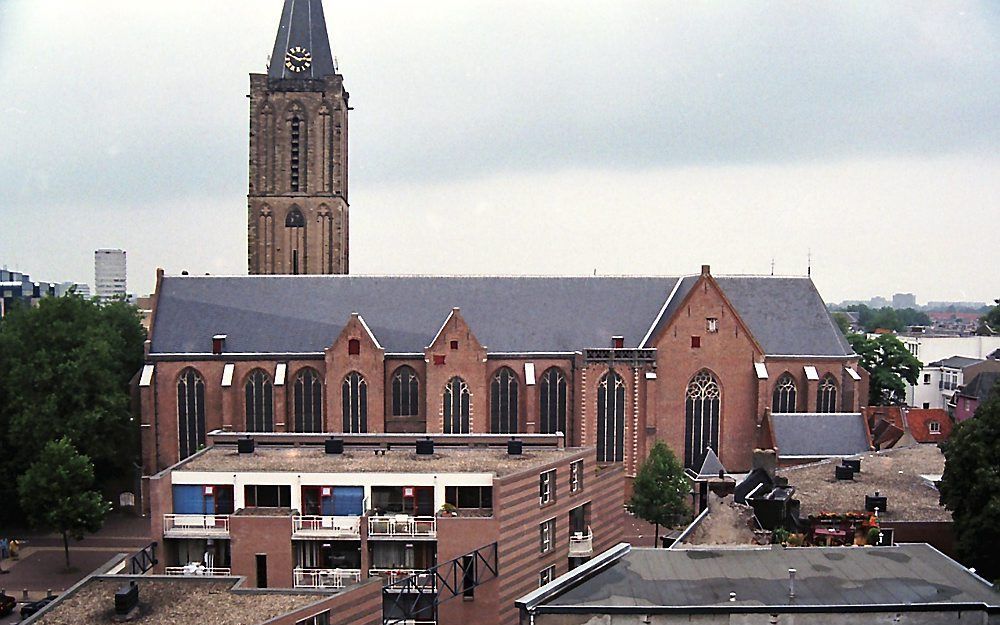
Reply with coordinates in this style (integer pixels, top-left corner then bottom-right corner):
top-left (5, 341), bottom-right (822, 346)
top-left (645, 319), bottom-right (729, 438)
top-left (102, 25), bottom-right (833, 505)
top-left (139, 0), bottom-right (868, 483)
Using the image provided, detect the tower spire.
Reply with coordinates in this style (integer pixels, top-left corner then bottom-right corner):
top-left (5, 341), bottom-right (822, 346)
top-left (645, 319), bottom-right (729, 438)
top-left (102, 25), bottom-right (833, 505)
top-left (268, 0), bottom-right (337, 81)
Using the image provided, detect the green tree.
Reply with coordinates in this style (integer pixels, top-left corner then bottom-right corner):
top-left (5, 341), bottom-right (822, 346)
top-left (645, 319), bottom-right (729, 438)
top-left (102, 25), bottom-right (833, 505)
top-left (0, 294), bottom-right (144, 524)
top-left (627, 441), bottom-right (690, 546)
top-left (938, 381), bottom-right (1000, 582)
top-left (897, 308), bottom-right (931, 328)
top-left (866, 307), bottom-right (902, 332)
top-left (976, 299), bottom-right (1000, 335)
top-left (847, 333), bottom-right (921, 405)
top-left (832, 312), bottom-right (852, 335)
top-left (17, 437), bottom-right (110, 569)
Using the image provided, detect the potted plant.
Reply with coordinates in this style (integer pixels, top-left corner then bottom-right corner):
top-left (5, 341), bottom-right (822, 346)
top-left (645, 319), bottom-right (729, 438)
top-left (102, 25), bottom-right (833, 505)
top-left (438, 503), bottom-right (458, 517)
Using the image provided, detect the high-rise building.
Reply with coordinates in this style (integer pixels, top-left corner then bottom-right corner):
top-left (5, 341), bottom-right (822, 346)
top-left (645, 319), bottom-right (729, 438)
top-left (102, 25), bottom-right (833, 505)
top-left (95, 249), bottom-right (127, 301)
top-left (247, 0), bottom-right (350, 275)
top-left (892, 292), bottom-right (916, 309)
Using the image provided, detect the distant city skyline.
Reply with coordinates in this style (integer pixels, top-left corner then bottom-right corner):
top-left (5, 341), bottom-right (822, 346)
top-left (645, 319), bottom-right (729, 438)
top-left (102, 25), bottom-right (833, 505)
top-left (0, 1), bottom-right (997, 301)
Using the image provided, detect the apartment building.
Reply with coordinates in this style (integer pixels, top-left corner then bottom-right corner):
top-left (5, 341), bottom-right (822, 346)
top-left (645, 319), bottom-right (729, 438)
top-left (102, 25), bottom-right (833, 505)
top-left (146, 433), bottom-right (623, 625)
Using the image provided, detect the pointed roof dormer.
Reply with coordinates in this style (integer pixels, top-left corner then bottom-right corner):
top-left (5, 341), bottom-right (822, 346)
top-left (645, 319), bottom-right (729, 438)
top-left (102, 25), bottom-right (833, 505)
top-left (268, 0), bottom-right (337, 81)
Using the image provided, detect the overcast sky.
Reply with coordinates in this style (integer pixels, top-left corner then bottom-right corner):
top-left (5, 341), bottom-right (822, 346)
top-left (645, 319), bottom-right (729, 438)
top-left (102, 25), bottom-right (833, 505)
top-left (0, 1), bottom-right (997, 303)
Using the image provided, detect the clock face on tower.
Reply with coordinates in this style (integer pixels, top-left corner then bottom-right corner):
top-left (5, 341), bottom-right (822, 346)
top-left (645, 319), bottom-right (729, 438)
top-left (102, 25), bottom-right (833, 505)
top-left (284, 46), bottom-right (312, 73)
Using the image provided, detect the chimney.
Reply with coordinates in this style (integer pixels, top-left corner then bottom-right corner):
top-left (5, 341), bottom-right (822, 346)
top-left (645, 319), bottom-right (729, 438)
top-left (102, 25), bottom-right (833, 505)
top-left (612, 335), bottom-right (624, 349)
top-left (788, 568), bottom-right (796, 599)
top-left (237, 437), bottom-right (254, 454)
top-left (835, 465), bottom-right (854, 480)
top-left (701, 264), bottom-right (711, 276)
top-left (416, 438), bottom-right (434, 455)
top-left (325, 438), bottom-right (344, 455)
top-left (865, 491), bottom-right (888, 513)
top-left (507, 439), bottom-right (523, 455)
top-left (212, 334), bottom-right (227, 355)
top-left (842, 459), bottom-right (861, 473)
top-left (752, 448), bottom-right (777, 479)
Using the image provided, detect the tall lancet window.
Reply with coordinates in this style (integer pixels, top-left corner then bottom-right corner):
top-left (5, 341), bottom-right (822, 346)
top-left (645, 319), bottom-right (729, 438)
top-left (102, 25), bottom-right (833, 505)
top-left (685, 370), bottom-right (720, 470)
top-left (290, 115), bottom-right (303, 192)
top-left (596, 371), bottom-right (626, 462)
top-left (772, 373), bottom-right (798, 413)
top-left (285, 207), bottom-right (305, 274)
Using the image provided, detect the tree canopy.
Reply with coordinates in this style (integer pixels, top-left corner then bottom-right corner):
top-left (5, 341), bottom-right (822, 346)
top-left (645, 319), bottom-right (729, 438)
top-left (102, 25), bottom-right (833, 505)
top-left (17, 437), bottom-right (110, 569)
top-left (0, 295), bottom-right (145, 524)
top-left (842, 304), bottom-right (931, 333)
top-left (976, 298), bottom-right (1000, 335)
top-left (627, 441), bottom-right (690, 546)
top-left (938, 381), bottom-right (1000, 582)
top-left (847, 333), bottom-right (921, 405)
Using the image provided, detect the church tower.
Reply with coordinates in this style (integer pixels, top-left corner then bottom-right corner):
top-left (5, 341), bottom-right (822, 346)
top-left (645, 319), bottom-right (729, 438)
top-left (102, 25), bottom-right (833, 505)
top-left (248, 0), bottom-right (349, 275)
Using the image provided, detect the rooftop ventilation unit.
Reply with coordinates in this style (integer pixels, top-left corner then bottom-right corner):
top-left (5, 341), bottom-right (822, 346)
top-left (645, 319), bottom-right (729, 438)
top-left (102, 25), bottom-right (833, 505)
top-left (416, 439), bottom-right (434, 455)
top-left (835, 465), bottom-right (854, 480)
top-left (865, 492), bottom-right (888, 513)
top-left (507, 439), bottom-right (523, 455)
top-left (237, 437), bottom-right (254, 454)
top-left (842, 458), bottom-right (861, 473)
top-left (114, 581), bottom-right (139, 616)
top-left (325, 438), bottom-right (344, 455)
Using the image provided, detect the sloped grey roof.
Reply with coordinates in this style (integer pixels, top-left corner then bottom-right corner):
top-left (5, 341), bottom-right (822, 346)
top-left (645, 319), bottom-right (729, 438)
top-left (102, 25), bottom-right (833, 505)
top-left (771, 413), bottom-right (870, 457)
top-left (149, 275), bottom-right (680, 355)
top-left (961, 371), bottom-right (1000, 401)
top-left (694, 447), bottom-right (727, 479)
top-left (714, 276), bottom-right (853, 356)
top-left (268, 0), bottom-right (337, 81)
top-left (534, 544), bottom-right (999, 610)
top-left (641, 275), bottom-right (698, 348)
top-left (928, 355), bottom-right (983, 369)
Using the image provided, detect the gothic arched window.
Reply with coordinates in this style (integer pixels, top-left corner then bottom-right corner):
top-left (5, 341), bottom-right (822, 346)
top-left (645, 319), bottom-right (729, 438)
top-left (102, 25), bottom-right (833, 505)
top-left (443, 377), bottom-right (470, 434)
top-left (817, 374), bottom-right (838, 413)
top-left (490, 367), bottom-right (519, 433)
top-left (342, 372), bottom-right (368, 433)
top-left (539, 367), bottom-right (567, 437)
top-left (391, 365), bottom-right (419, 417)
top-left (685, 370), bottom-right (720, 470)
top-left (177, 368), bottom-right (206, 459)
top-left (245, 369), bottom-right (274, 432)
top-left (772, 373), bottom-right (798, 413)
top-left (293, 368), bottom-right (323, 432)
top-left (285, 207), bottom-right (305, 227)
top-left (596, 371), bottom-right (626, 462)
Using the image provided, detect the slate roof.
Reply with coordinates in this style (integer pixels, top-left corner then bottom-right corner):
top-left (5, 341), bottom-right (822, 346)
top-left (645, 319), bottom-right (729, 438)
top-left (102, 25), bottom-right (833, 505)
top-left (524, 543), bottom-right (999, 611)
top-left (713, 276), bottom-right (853, 356)
top-left (959, 371), bottom-right (1000, 400)
top-left (928, 355), bottom-right (983, 369)
top-left (693, 447), bottom-right (727, 479)
top-left (268, 0), bottom-right (337, 81)
top-left (149, 276), bottom-right (680, 355)
top-left (148, 274), bottom-right (856, 358)
top-left (770, 413), bottom-right (870, 458)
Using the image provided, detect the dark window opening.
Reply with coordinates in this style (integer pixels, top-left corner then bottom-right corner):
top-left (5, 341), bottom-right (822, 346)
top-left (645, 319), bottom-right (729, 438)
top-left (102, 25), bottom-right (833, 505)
top-left (691, 336), bottom-right (701, 348)
top-left (245, 484), bottom-right (291, 508)
top-left (772, 374), bottom-right (798, 413)
top-left (245, 369), bottom-right (274, 432)
top-left (177, 368), bottom-right (206, 459)
top-left (685, 370), bottom-right (720, 470)
top-left (450, 340), bottom-right (459, 350)
top-left (290, 116), bottom-right (302, 192)
top-left (539, 367), bottom-right (567, 438)
top-left (391, 365), bottom-right (419, 417)
top-left (445, 486), bottom-right (493, 513)
top-left (293, 368), bottom-right (323, 432)
top-left (433, 354), bottom-right (446, 365)
top-left (342, 372), bottom-right (368, 433)
top-left (462, 555), bottom-right (475, 598)
top-left (443, 377), bottom-right (470, 434)
top-left (292, 249), bottom-right (299, 275)
top-left (255, 554), bottom-right (268, 588)
top-left (817, 374), bottom-right (838, 413)
top-left (348, 338), bottom-right (360, 355)
top-left (596, 371), bottom-right (625, 462)
top-left (491, 367), bottom-right (519, 434)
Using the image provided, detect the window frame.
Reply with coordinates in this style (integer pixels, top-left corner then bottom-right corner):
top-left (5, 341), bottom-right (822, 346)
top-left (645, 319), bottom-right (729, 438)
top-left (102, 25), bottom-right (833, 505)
top-left (929, 421), bottom-right (941, 434)
top-left (569, 460), bottom-right (584, 494)
top-left (539, 518), bottom-right (555, 554)
top-left (539, 470), bottom-right (556, 506)
top-left (342, 371), bottom-right (368, 433)
top-left (539, 565), bottom-right (556, 587)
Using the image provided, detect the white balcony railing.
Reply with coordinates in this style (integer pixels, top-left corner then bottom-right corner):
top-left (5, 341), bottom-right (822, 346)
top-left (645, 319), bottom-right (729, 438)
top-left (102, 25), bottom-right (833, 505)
top-left (293, 567), bottom-right (362, 589)
top-left (165, 565), bottom-right (232, 577)
top-left (568, 527), bottom-right (593, 557)
top-left (368, 515), bottom-right (436, 538)
top-left (292, 515), bottom-right (362, 538)
top-left (163, 514), bottom-right (230, 537)
top-left (369, 568), bottom-right (436, 591)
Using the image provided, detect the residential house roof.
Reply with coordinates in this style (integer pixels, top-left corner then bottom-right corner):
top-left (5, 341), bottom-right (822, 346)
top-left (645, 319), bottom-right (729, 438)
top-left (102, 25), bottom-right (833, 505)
top-left (928, 355), bottom-right (983, 369)
top-left (770, 413), bottom-right (871, 458)
top-left (958, 371), bottom-right (1000, 401)
top-left (905, 408), bottom-right (952, 443)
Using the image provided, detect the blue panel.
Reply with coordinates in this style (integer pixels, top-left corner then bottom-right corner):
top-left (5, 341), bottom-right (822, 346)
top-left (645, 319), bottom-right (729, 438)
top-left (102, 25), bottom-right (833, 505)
top-left (332, 487), bottom-right (363, 516)
top-left (321, 493), bottom-right (336, 516)
top-left (173, 485), bottom-right (205, 514)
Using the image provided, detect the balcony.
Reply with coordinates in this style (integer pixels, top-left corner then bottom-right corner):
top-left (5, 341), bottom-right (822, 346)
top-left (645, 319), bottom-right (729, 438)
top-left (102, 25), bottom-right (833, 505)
top-left (568, 527), bottom-right (593, 557)
top-left (165, 565), bottom-right (232, 577)
top-left (369, 568), bottom-right (436, 591)
top-left (368, 515), bottom-right (436, 539)
top-left (293, 567), bottom-right (362, 589)
top-left (292, 515), bottom-right (361, 539)
top-left (163, 514), bottom-right (230, 538)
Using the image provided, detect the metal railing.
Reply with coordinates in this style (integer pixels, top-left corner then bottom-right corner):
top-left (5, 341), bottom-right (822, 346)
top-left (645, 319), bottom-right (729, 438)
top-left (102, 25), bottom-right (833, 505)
top-left (292, 515), bottom-right (362, 538)
top-left (128, 542), bottom-right (158, 574)
top-left (368, 516), bottom-right (437, 538)
top-left (163, 514), bottom-right (230, 536)
top-left (293, 567), bottom-right (362, 589)
top-left (165, 566), bottom-right (232, 577)
top-left (370, 568), bottom-right (436, 591)
top-left (568, 527), bottom-right (593, 556)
